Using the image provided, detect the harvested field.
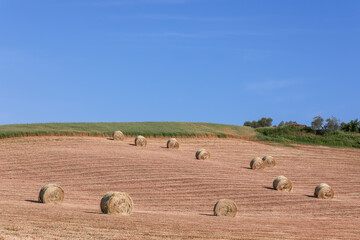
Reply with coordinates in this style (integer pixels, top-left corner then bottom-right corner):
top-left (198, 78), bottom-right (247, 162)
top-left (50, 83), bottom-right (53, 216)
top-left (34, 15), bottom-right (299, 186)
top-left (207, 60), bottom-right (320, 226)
top-left (0, 136), bottom-right (359, 239)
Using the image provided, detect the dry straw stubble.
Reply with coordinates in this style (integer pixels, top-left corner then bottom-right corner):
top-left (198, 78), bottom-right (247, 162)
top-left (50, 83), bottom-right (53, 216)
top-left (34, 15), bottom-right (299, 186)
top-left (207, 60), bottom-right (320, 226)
top-left (262, 155), bottom-right (276, 167)
top-left (167, 138), bottom-right (179, 149)
top-left (135, 135), bottom-right (147, 147)
top-left (38, 183), bottom-right (64, 204)
top-left (314, 183), bottom-right (334, 199)
top-left (100, 192), bottom-right (133, 215)
top-left (250, 157), bottom-right (265, 170)
top-left (213, 199), bottom-right (238, 217)
top-left (196, 149), bottom-right (210, 160)
top-left (113, 131), bottom-right (124, 141)
top-left (273, 176), bottom-right (293, 192)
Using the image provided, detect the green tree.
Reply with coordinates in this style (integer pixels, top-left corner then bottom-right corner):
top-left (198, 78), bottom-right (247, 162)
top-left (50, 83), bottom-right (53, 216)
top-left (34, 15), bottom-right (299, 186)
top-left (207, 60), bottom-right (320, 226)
top-left (285, 121), bottom-right (298, 126)
top-left (265, 118), bottom-right (273, 127)
top-left (243, 117), bottom-right (273, 128)
top-left (342, 119), bottom-right (360, 133)
top-left (349, 119), bottom-right (359, 133)
top-left (311, 116), bottom-right (324, 130)
top-left (256, 117), bottom-right (273, 127)
top-left (324, 116), bottom-right (340, 131)
top-left (243, 121), bottom-right (252, 127)
top-left (341, 122), bottom-right (348, 131)
top-left (251, 120), bottom-right (258, 128)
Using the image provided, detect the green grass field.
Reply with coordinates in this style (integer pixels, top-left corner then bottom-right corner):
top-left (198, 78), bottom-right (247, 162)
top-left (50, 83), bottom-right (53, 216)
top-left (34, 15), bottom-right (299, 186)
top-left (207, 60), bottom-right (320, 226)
top-left (0, 122), bottom-right (255, 139)
top-left (256, 126), bottom-right (360, 148)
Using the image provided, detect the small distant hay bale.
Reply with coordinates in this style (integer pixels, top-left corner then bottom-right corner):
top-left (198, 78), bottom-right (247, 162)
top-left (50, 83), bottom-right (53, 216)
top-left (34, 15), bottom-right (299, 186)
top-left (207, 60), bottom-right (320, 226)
top-left (213, 199), bottom-right (238, 217)
top-left (250, 157), bottom-right (265, 170)
top-left (100, 192), bottom-right (133, 215)
top-left (167, 138), bottom-right (179, 149)
top-left (113, 131), bottom-right (124, 141)
top-left (314, 183), bottom-right (334, 199)
top-left (38, 183), bottom-right (64, 204)
top-left (273, 176), bottom-right (293, 192)
top-left (195, 149), bottom-right (210, 160)
top-left (262, 155), bottom-right (276, 167)
top-left (135, 135), bottom-right (147, 147)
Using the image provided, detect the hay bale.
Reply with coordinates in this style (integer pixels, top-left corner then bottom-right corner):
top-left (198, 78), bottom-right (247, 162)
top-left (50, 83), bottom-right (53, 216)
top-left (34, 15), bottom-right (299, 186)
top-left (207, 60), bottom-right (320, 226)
top-left (273, 176), bottom-right (293, 192)
top-left (167, 138), bottom-right (179, 149)
top-left (250, 157), bottom-right (265, 170)
top-left (38, 183), bottom-right (64, 204)
top-left (213, 199), bottom-right (238, 217)
top-left (100, 192), bottom-right (133, 215)
top-left (135, 135), bottom-right (147, 147)
top-left (113, 131), bottom-right (124, 141)
top-left (195, 149), bottom-right (210, 160)
top-left (314, 183), bottom-right (334, 199)
top-left (262, 155), bottom-right (276, 167)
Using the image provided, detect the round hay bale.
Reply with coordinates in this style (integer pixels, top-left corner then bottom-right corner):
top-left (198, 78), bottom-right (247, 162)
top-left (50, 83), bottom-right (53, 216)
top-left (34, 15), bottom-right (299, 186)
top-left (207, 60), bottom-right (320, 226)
top-left (195, 149), bottom-right (210, 160)
top-left (213, 199), bottom-right (238, 217)
top-left (100, 192), bottom-right (133, 215)
top-left (38, 183), bottom-right (64, 204)
top-left (262, 155), bottom-right (276, 167)
top-left (135, 135), bottom-right (147, 147)
top-left (113, 131), bottom-right (124, 141)
top-left (250, 157), bottom-right (264, 170)
top-left (314, 183), bottom-right (334, 199)
top-left (273, 176), bottom-right (293, 192)
top-left (167, 138), bottom-right (179, 149)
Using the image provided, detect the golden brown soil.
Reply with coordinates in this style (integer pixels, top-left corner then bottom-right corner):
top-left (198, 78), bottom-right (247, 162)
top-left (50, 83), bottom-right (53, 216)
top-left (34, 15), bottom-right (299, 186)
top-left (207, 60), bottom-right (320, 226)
top-left (0, 137), bottom-right (359, 239)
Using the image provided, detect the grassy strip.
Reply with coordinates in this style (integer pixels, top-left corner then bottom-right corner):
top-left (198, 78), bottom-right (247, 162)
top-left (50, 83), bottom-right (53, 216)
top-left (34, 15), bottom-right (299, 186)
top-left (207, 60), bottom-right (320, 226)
top-left (0, 122), bottom-right (255, 139)
top-left (256, 126), bottom-right (360, 148)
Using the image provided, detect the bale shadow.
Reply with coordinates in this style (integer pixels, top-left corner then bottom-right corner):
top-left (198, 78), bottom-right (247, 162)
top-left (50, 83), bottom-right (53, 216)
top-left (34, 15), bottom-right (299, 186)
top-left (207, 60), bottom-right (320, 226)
top-left (128, 144), bottom-right (136, 146)
top-left (304, 194), bottom-right (316, 198)
top-left (107, 138), bottom-right (114, 141)
top-left (25, 200), bottom-right (41, 204)
top-left (84, 211), bottom-right (103, 215)
top-left (160, 146), bottom-right (168, 149)
top-left (242, 167), bottom-right (252, 170)
top-left (199, 213), bottom-right (214, 217)
top-left (263, 187), bottom-right (275, 191)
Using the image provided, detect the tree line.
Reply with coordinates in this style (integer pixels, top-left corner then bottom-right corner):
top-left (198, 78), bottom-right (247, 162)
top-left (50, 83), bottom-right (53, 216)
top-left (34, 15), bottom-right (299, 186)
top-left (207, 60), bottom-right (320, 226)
top-left (243, 116), bottom-right (360, 133)
top-left (243, 117), bottom-right (298, 128)
top-left (312, 116), bottom-right (360, 133)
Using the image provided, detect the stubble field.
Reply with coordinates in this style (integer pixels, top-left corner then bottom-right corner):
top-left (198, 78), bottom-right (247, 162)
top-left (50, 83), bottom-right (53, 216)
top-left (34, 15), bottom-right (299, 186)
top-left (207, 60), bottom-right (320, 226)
top-left (0, 136), bottom-right (359, 239)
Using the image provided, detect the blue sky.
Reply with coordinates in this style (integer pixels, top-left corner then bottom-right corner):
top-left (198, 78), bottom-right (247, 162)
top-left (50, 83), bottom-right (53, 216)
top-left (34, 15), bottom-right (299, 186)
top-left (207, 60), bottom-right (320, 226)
top-left (0, 0), bottom-right (359, 126)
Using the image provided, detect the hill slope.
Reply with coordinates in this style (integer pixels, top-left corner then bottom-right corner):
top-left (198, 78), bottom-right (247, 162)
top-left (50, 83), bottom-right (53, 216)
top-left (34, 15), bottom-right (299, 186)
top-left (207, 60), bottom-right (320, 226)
top-left (0, 122), bottom-right (255, 139)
